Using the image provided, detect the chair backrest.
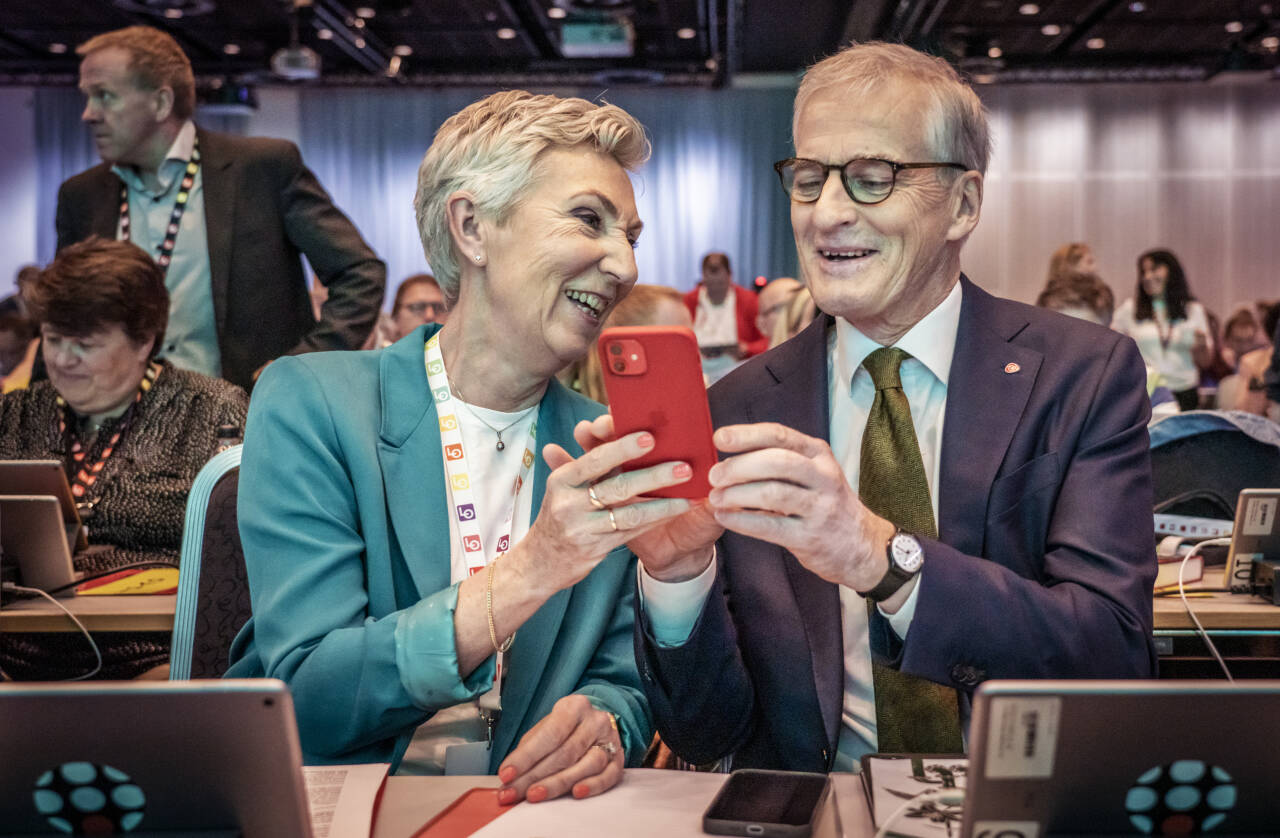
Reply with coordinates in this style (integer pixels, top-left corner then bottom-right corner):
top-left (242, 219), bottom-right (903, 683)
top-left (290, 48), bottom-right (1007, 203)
top-left (1149, 411), bottom-right (1280, 518)
top-left (170, 445), bottom-right (249, 680)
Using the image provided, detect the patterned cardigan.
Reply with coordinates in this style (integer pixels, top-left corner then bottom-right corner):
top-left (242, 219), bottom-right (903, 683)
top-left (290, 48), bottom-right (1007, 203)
top-left (0, 363), bottom-right (247, 680)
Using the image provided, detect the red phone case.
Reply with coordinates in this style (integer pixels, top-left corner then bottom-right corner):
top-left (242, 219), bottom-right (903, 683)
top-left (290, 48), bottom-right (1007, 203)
top-left (598, 326), bottom-right (716, 499)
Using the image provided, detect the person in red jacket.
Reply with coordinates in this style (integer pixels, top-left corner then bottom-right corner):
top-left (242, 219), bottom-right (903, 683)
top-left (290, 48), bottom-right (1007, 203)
top-left (683, 252), bottom-right (766, 383)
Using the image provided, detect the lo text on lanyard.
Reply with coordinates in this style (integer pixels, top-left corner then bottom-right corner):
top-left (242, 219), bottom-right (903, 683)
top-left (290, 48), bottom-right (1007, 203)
top-left (424, 333), bottom-right (536, 730)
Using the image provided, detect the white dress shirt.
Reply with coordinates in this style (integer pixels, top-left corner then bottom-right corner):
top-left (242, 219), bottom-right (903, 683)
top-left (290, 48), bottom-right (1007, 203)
top-left (640, 279), bottom-right (962, 771)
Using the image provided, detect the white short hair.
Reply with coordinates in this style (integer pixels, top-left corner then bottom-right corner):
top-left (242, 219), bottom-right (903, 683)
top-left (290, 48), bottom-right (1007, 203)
top-left (413, 90), bottom-right (650, 305)
top-left (795, 41), bottom-right (991, 175)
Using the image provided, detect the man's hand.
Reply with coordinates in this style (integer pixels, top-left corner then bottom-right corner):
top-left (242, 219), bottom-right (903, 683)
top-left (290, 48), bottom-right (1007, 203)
top-left (706, 423), bottom-right (895, 593)
top-left (497, 695), bottom-right (623, 803)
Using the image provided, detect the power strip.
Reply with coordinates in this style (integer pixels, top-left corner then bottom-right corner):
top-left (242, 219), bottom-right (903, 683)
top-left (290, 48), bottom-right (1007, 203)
top-left (1154, 514), bottom-right (1233, 539)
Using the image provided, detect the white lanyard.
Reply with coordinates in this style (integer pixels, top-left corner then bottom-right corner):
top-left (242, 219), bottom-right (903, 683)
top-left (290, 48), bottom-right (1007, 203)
top-left (424, 333), bottom-right (536, 718)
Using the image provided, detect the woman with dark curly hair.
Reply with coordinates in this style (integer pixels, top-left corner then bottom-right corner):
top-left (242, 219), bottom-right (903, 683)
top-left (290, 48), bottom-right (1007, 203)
top-left (1112, 248), bottom-right (1212, 411)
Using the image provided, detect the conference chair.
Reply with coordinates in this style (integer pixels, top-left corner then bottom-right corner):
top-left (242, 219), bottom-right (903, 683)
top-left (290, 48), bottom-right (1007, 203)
top-left (170, 445), bottom-right (249, 680)
top-left (1150, 410), bottom-right (1280, 519)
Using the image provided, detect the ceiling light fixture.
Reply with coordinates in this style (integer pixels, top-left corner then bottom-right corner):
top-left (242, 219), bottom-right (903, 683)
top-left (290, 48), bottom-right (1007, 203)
top-left (393, 44), bottom-right (412, 56)
top-left (317, 28), bottom-right (334, 40)
top-left (1262, 35), bottom-right (1280, 50)
top-left (676, 27), bottom-right (696, 39)
top-left (1086, 37), bottom-right (1106, 49)
top-left (386, 55), bottom-right (401, 76)
top-left (353, 37), bottom-right (366, 48)
top-left (163, 7), bottom-right (183, 18)
top-left (1225, 21), bottom-right (1244, 34)
top-left (1041, 23), bottom-right (1061, 36)
top-left (497, 27), bottom-right (517, 40)
top-left (355, 6), bottom-right (376, 18)
top-left (547, 6), bottom-right (566, 19)
top-left (988, 46), bottom-right (1003, 58)
top-left (1128, 1), bottom-right (1146, 11)
top-left (223, 43), bottom-right (240, 55)
top-left (1018, 3), bottom-right (1040, 14)
top-left (49, 42), bottom-right (68, 54)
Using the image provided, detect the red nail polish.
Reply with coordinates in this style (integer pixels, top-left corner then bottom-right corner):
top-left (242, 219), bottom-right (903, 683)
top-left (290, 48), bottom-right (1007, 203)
top-left (573, 783), bottom-right (590, 799)
top-left (499, 766), bottom-right (517, 784)
top-left (637, 432), bottom-right (655, 449)
top-left (528, 786), bottom-right (548, 803)
top-left (673, 462), bottom-right (692, 479)
top-left (498, 787), bottom-right (517, 805)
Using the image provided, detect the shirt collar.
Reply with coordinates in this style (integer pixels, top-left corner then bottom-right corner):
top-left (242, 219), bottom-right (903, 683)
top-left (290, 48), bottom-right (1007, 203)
top-left (112, 120), bottom-right (197, 196)
top-left (832, 278), bottom-right (964, 391)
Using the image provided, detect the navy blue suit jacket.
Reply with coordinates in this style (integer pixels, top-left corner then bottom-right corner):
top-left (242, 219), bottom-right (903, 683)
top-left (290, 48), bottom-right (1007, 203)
top-left (636, 277), bottom-right (1158, 771)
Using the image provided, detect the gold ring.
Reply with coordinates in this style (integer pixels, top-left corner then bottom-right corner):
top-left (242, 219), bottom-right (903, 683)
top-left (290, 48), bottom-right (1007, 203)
top-left (608, 508), bottom-right (618, 532)
top-left (588, 485), bottom-right (607, 511)
top-left (593, 740), bottom-right (619, 756)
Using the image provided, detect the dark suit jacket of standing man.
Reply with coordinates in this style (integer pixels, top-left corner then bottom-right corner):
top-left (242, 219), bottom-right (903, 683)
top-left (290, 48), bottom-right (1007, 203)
top-left (636, 275), bottom-right (1158, 772)
top-left (55, 126), bottom-right (386, 390)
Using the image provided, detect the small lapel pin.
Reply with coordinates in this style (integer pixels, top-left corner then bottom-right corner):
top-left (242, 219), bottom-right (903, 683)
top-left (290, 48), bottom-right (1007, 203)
top-left (1004, 362), bottom-right (1021, 374)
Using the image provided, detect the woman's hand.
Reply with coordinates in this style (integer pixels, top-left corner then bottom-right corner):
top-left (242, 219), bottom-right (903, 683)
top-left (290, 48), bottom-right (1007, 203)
top-left (496, 694), bottom-right (623, 803)
top-left (516, 424), bottom-right (693, 596)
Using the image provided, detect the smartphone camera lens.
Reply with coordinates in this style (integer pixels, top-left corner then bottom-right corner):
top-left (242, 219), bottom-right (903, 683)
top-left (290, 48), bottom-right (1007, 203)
top-left (613, 361), bottom-right (626, 373)
top-left (609, 344), bottom-right (622, 355)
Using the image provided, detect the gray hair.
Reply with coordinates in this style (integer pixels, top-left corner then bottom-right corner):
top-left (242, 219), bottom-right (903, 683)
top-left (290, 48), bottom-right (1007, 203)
top-left (413, 90), bottom-right (650, 305)
top-left (795, 41), bottom-right (991, 175)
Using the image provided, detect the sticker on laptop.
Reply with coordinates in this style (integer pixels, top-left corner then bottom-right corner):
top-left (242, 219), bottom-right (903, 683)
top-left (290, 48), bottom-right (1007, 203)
top-left (983, 696), bottom-right (1061, 779)
top-left (1241, 496), bottom-right (1277, 537)
top-left (33, 762), bottom-right (146, 834)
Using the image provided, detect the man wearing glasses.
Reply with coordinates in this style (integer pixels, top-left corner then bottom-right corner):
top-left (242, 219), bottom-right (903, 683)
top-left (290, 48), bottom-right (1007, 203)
top-left (630, 41), bottom-right (1156, 772)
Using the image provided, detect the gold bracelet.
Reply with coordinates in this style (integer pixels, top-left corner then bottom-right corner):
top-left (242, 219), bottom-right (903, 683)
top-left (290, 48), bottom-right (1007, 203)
top-left (486, 560), bottom-right (515, 654)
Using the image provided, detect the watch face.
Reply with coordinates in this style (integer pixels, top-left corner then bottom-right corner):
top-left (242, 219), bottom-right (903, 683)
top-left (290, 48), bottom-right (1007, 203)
top-left (890, 533), bottom-right (924, 573)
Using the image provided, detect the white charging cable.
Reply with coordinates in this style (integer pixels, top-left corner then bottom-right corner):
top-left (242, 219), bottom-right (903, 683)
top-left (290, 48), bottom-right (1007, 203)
top-left (1, 583), bottom-right (102, 680)
top-left (1177, 536), bottom-right (1235, 682)
top-left (873, 787), bottom-right (966, 838)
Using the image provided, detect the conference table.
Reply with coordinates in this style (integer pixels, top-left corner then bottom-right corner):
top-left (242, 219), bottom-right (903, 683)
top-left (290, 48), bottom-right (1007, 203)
top-left (0, 593), bottom-right (176, 632)
top-left (370, 770), bottom-right (874, 838)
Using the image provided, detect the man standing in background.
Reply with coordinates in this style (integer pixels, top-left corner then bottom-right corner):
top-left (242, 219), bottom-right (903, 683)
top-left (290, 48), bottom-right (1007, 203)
top-left (56, 26), bottom-right (384, 389)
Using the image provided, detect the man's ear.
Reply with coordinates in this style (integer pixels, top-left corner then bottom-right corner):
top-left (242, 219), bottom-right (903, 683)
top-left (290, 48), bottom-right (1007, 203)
top-left (153, 85), bottom-right (175, 123)
top-left (445, 191), bottom-right (486, 266)
top-left (946, 170), bottom-right (983, 243)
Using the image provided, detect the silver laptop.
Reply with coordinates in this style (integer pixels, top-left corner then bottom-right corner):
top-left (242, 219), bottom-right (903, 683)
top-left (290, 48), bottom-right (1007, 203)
top-left (962, 680), bottom-right (1280, 837)
top-left (0, 679), bottom-right (312, 837)
top-left (0, 460), bottom-right (88, 553)
top-left (1223, 488), bottom-right (1280, 593)
top-left (0, 496), bottom-right (80, 595)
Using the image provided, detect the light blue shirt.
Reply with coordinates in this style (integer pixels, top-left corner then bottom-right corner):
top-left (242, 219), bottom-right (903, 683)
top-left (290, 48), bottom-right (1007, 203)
top-left (113, 121), bottom-right (221, 378)
top-left (640, 279), bottom-right (963, 771)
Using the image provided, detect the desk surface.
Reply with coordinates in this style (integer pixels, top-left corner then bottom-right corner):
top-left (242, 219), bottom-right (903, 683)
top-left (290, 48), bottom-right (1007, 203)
top-left (372, 771), bottom-right (874, 838)
top-left (1153, 569), bottom-right (1280, 630)
top-left (0, 594), bottom-right (175, 632)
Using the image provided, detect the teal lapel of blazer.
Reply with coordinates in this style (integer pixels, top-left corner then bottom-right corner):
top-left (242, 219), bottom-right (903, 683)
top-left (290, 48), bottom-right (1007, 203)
top-left (375, 323), bottom-right (589, 756)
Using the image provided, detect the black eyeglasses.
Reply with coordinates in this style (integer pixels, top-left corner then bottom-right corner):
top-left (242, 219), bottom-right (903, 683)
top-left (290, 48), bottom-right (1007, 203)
top-left (773, 157), bottom-right (968, 205)
top-left (404, 301), bottom-right (447, 315)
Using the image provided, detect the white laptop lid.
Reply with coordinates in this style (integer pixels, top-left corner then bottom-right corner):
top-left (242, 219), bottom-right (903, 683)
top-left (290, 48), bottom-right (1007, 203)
top-left (1223, 489), bottom-right (1280, 592)
top-left (0, 679), bottom-right (312, 837)
top-left (0, 496), bottom-right (78, 595)
top-left (962, 680), bottom-right (1280, 837)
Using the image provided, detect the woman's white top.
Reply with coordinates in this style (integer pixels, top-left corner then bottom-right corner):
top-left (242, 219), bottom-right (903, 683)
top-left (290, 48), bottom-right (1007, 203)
top-left (1112, 298), bottom-right (1210, 392)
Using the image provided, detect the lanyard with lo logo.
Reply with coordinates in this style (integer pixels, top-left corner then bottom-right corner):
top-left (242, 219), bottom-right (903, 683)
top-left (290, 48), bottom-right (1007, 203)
top-left (119, 138), bottom-right (200, 276)
top-left (424, 333), bottom-right (536, 735)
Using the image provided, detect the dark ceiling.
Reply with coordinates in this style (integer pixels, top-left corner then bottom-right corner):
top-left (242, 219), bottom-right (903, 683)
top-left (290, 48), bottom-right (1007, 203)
top-left (1, 0), bottom-right (1278, 89)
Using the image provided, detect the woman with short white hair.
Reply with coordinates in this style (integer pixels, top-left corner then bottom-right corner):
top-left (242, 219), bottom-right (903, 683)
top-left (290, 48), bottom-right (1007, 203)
top-left (228, 91), bottom-right (692, 801)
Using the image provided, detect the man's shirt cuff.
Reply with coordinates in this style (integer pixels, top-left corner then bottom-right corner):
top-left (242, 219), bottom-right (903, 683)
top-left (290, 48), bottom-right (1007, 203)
top-left (636, 549), bottom-right (717, 647)
top-left (879, 571), bottom-right (921, 639)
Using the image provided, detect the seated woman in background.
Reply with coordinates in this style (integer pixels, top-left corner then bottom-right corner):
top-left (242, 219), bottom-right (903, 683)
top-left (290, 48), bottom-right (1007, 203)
top-left (1112, 248), bottom-right (1212, 412)
top-left (0, 238), bottom-right (247, 680)
top-left (769, 284), bottom-right (818, 348)
top-left (1035, 269), bottom-right (1115, 327)
top-left (1218, 302), bottom-right (1278, 415)
top-left (1045, 241), bottom-right (1098, 284)
top-left (227, 91), bottom-right (693, 803)
top-left (564, 283), bottom-right (693, 403)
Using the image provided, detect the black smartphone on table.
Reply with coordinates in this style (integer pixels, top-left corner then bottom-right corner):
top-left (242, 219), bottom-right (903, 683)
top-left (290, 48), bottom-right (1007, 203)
top-left (703, 769), bottom-right (835, 837)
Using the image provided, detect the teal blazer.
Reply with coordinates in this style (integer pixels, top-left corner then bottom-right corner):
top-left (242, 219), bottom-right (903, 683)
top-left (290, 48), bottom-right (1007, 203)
top-left (226, 324), bottom-right (651, 770)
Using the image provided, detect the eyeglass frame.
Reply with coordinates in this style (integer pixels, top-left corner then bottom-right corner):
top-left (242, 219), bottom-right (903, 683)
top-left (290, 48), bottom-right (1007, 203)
top-left (772, 157), bottom-right (969, 206)
top-left (403, 300), bottom-right (447, 315)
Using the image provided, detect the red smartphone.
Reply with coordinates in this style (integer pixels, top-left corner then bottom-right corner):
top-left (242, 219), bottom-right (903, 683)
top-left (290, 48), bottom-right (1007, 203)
top-left (598, 326), bottom-right (717, 499)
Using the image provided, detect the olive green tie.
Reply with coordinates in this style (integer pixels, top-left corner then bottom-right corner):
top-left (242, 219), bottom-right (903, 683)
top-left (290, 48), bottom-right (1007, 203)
top-left (859, 346), bottom-right (963, 754)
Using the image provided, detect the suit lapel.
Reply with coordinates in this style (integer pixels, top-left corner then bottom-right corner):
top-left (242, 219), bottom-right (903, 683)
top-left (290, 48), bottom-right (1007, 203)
top-left (196, 127), bottom-right (236, 340)
top-left (90, 168), bottom-right (122, 239)
top-left (746, 316), bottom-right (845, 752)
top-left (376, 326), bottom-right (451, 598)
top-left (939, 277), bottom-right (1042, 555)
top-left (492, 379), bottom-right (577, 759)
